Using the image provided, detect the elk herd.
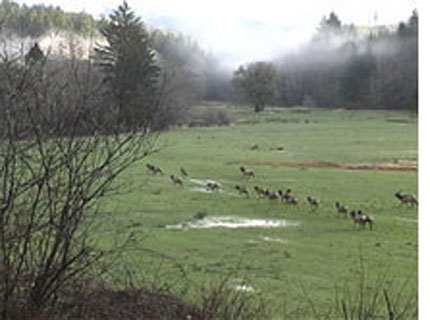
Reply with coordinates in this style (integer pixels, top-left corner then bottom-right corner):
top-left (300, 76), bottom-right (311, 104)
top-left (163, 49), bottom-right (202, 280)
top-left (146, 163), bottom-right (418, 231)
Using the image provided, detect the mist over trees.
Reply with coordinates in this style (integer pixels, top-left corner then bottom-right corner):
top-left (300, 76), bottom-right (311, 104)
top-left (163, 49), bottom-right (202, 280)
top-left (0, 0), bottom-right (419, 122)
top-left (0, 0), bottom-right (98, 37)
top-left (272, 10), bottom-right (418, 111)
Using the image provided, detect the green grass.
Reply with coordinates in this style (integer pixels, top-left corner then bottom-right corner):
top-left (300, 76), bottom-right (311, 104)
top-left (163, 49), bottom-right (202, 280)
top-left (96, 106), bottom-right (418, 317)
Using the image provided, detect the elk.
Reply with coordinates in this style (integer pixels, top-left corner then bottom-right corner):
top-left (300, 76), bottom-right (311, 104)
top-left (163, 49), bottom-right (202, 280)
top-left (350, 210), bottom-right (373, 230)
top-left (279, 188), bottom-right (294, 202)
top-left (284, 196), bottom-right (298, 205)
top-left (266, 191), bottom-right (279, 200)
top-left (240, 166), bottom-right (255, 178)
top-left (394, 192), bottom-right (418, 207)
top-left (335, 202), bottom-right (348, 217)
top-left (307, 196), bottom-right (319, 210)
top-left (235, 185), bottom-right (249, 197)
top-left (254, 186), bottom-right (267, 198)
top-left (147, 163), bottom-right (163, 174)
top-left (170, 175), bottom-right (183, 186)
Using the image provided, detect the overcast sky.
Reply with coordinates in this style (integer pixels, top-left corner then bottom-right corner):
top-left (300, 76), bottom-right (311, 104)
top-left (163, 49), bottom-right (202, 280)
top-left (14, 0), bottom-right (418, 67)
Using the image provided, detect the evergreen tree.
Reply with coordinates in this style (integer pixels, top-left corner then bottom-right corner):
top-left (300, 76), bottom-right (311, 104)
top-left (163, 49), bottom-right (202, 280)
top-left (340, 50), bottom-right (376, 107)
top-left (25, 42), bottom-right (44, 65)
top-left (95, 1), bottom-right (160, 128)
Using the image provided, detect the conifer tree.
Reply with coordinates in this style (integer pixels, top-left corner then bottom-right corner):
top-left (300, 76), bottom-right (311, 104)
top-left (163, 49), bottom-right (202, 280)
top-left (95, 1), bottom-right (160, 128)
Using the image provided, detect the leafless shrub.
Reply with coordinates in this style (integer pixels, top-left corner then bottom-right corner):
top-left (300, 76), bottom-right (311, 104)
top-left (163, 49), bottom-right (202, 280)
top-left (196, 272), bottom-right (268, 320)
top-left (286, 252), bottom-right (417, 319)
top-left (0, 43), bottom-right (155, 317)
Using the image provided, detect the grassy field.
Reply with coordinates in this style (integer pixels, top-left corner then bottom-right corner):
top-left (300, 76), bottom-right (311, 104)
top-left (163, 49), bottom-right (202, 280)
top-left (97, 106), bottom-right (418, 318)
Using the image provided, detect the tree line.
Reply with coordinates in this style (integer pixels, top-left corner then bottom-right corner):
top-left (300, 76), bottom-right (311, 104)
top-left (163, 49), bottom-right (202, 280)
top-left (0, 0), bottom-right (98, 37)
top-left (0, 0), bottom-right (418, 131)
top-left (233, 11), bottom-right (418, 112)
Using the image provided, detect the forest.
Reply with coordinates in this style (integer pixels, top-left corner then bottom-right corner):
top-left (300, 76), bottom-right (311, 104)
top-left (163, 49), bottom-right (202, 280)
top-left (0, 0), bottom-right (418, 120)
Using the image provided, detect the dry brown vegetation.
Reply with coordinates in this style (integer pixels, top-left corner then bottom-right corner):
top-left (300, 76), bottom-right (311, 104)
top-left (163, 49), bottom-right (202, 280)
top-left (245, 160), bottom-right (417, 172)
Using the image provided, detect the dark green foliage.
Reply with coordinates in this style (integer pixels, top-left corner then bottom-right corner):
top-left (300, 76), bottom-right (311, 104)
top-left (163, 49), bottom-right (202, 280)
top-left (0, 0), bottom-right (98, 37)
top-left (95, 1), bottom-right (160, 128)
top-left (276, 10), bottom-right (418, 112)
top-left (232, 62), bottom-right (276, 112)
top-left (340, 50), bottom-right (376, 106)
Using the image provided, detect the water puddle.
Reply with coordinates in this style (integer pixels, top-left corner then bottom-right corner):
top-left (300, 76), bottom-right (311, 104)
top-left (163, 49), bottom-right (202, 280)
top-left (235, 284), bottom-right (255, 292)
top-left (231, 278), bottom-right (256, 293)
top-left (190, 187), bottom-right (214, 193)
top-left (259, 236), bottom-right (289, 244)
top-left (165, 216), bottom-right (299, 230)
top-left (189, 178), bottom-right (222, 186)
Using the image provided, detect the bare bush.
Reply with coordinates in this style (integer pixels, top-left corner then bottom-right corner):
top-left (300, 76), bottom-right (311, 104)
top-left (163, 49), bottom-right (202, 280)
top-left (0, 45), bottom-right (155, 317)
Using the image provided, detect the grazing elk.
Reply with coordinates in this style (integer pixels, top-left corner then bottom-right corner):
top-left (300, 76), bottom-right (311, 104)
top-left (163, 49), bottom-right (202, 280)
top-left (350, 210), bottom-right (373, 230)
top-left (281, 189), bottom-right (298, 205)
top-left (279, 188), bottom-right (294, 202)
top-left (240, 166), bottom-right (255, 178)
top-left (180, 167), bottom-right (189, 176)
top-left (394, 192), bottom-right (418, 207)
top-left (307, 196), bottom-right (319, 210)
top-left (147, 163), bottom-right (163, 174)
top-left (254, 186), bottom-right (268, 198)
top-left (284, 196), bottom-right (298, 205)
top-left (254, 186), bottom-right (263, 197)
top-left (170, 175), bottom-right (183, 186)
top-left (266, 190), bottom-right (279, 200)
top-left (335, 202), bottom-right (348, 217)
top-left (235, 185), bottom-right (249, 197)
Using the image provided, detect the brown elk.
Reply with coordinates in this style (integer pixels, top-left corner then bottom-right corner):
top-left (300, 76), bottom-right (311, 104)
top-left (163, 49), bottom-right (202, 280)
top-left (266, 191), bottom-right (279, 200)
top-left (335, 202), bottom-right (348, 217)
top-left (147, 163), bottom-right (163, 174)
top-left (350, 210), bottom-right (373, 230)
top-left (394, 192), bottom-right (418, 207)
top-left (170, 175), bottom-right (183, 186)
top-left (307, 196), bottom-right (319, 210)
top-left (284, 196), bottom-right (298, 205)
top-left (180, 167), bottom-right (189, 176)
top-left (235, 185), bottom-right (249, 197)
top-left (254, 186), bottom-right (266, 197)
top-left (240, 166), bottom-right (255, 178)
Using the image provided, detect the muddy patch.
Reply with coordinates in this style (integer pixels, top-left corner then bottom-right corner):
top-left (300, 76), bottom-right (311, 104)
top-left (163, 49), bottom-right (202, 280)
top-left (165, 216), bottom-right (299, 230)
top-left (245, 160), bottom-right (417, 172)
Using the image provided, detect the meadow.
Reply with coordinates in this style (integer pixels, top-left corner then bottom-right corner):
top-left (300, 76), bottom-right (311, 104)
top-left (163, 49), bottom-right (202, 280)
top-left (97, 106), bottom-right (418, 318)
